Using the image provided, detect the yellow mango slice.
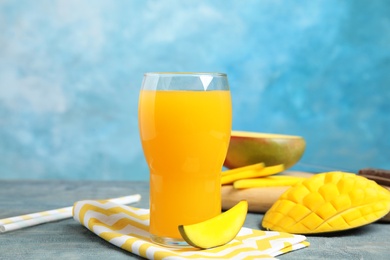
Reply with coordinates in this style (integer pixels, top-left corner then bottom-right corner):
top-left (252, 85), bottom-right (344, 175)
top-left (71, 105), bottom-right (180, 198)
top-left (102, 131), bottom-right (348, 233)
top-left (221, 164), bottom-right (284, 185)
top-left (178, 201), bottom-right (248, 249)
top-left (262, 172), bottom-right (390, 234)
top-left (233, 175), bottom-right (305, 189)
top-left (222, 162), bottom-right (265, 176)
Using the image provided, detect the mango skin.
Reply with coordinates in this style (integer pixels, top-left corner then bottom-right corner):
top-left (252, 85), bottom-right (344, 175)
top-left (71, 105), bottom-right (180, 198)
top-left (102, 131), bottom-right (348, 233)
top-left (224, 131), bottom-right (306, 170)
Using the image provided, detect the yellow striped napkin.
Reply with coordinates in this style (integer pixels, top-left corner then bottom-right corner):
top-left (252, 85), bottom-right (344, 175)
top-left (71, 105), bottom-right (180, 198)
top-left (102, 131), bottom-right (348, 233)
top-left (73, 200), bottom-right (309, 259)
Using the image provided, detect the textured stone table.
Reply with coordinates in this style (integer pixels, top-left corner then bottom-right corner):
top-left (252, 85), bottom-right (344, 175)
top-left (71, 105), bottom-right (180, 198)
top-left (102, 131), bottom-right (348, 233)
top-left (0, 180), bottom-right (389, 259)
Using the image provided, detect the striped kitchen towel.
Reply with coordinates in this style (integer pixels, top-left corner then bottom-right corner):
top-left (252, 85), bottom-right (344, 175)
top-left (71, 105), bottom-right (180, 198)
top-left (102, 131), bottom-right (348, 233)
top-left (73, 199), bottom-right (309, 259)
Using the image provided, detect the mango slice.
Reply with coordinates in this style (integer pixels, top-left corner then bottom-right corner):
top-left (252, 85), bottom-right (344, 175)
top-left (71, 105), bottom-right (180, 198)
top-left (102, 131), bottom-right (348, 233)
top-left (262, 172), bottom-right (390, 234)
top-left (178, 201), bottom-right (248, 249)
top-left (224, 131), bottom-right (306, 170)
top-left (221, 164), bottom-right (284, 185)
top-left (222, 162), bottom-right (265, 177)
top-left (234, 175), bottom-right (305, 189)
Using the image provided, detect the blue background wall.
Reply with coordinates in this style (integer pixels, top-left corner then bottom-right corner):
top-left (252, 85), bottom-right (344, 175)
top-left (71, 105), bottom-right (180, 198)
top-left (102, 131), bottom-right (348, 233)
top-left (0, 0), bottom-right (389, 180)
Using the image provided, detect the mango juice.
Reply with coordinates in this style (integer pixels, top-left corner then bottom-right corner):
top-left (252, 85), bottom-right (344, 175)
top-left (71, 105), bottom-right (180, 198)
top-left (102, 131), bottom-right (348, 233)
top-left (138, 90), bottom-right (232, 239)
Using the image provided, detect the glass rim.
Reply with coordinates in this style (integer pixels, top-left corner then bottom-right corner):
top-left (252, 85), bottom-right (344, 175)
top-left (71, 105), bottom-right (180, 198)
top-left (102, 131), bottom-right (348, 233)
top-left (144, 72), bottom-right (227, 77)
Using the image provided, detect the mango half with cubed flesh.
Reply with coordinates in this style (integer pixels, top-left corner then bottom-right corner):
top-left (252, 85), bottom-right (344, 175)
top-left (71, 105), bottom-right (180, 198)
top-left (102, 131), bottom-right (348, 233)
top-left (262, 172), bottom-right (390, 234)
top-left (178, 201), bottom-right (248, 249)
top-left (224, 131), bottom-right (306, 170)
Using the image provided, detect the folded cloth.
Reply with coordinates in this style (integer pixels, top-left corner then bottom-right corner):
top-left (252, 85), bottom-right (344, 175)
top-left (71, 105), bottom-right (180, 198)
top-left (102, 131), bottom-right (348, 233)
top-left (73, 200), bottom-right (309, 259)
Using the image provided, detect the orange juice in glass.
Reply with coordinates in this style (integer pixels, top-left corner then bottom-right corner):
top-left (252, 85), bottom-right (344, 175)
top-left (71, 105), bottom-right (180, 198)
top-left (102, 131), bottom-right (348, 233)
top-left (138, 72), bottom-right (232, 247)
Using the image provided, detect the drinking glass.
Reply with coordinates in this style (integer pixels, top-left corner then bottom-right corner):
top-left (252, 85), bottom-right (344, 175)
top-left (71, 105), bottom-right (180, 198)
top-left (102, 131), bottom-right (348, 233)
top-left (138, 72), bottom-right (232, 247)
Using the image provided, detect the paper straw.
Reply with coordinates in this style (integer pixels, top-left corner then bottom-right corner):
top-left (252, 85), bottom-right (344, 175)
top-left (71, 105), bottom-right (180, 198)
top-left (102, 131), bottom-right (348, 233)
top-left (0, 194), bottom-right (141, 233)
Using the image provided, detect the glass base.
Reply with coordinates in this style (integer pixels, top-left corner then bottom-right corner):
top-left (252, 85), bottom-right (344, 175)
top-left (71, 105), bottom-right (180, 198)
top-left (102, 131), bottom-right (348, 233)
top-left (150, 234), bottom-right (193, 248)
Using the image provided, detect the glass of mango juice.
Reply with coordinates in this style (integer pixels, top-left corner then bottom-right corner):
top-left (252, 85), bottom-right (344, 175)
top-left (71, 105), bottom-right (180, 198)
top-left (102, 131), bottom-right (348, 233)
top-left (138, 72), bottom-right (232, 247)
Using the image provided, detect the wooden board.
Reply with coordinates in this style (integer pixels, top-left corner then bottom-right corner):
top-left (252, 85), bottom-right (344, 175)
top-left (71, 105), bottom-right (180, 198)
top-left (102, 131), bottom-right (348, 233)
top-left (221, 171), bottom-right (390, 222)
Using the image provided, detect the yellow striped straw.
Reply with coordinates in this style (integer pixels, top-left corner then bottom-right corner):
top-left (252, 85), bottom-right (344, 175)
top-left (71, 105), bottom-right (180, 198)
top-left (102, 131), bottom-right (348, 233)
top-left (0, 194), bottom-right (141, 233)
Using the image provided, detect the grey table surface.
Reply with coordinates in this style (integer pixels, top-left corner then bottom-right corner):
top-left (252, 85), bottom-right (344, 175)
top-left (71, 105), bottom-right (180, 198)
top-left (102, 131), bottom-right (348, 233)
top-left (0, 180), bottom-right (389, 260)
